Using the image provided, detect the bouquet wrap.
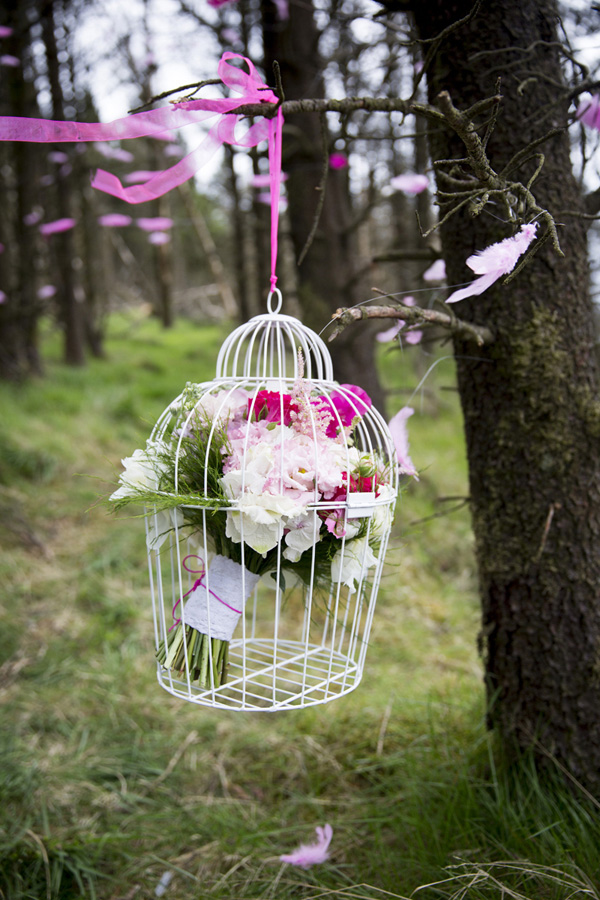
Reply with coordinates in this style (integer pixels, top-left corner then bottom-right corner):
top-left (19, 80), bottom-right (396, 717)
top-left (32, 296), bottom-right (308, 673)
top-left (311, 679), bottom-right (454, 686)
top-left (183, 555), bottom-right (260, 641)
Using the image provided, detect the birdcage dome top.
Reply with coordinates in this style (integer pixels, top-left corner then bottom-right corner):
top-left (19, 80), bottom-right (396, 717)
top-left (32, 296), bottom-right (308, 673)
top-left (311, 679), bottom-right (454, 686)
top-left (215, 292), bottom-right (335, 382)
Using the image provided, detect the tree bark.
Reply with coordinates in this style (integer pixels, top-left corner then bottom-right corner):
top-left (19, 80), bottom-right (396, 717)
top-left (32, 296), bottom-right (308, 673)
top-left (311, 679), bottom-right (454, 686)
top-left (0, 0), bottom-right (43, 380)
top-left (261, 0), bottom-right (386, 411)
top-left (411, 0), bottom-right (600, 787)
top-left (41, 0), bottom-right (86, 366)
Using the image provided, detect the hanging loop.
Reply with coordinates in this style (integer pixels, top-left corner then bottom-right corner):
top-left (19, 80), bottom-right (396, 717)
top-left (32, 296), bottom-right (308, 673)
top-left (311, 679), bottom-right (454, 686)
top-left (267, 287), bottom-right (283, 314)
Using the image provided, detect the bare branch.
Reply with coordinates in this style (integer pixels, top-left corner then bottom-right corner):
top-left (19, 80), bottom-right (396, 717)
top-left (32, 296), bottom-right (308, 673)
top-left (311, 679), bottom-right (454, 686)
top-left (129, 79), bottom-right (222, 114)
top-left (297, 112), bottom-right (329, 267)
top-left (372, 248), bottom-right (441, 263)
top-left (327, 298), bottom-right (495, 346)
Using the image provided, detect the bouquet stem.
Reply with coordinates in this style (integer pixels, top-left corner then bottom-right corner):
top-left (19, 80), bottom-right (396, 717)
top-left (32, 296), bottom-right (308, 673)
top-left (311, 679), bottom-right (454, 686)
top-left (157, 624), bottom-right (229, 688)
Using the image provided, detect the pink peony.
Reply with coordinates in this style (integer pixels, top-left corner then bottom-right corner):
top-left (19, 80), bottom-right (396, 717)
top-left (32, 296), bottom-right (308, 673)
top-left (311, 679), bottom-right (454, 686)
top-left (327, 384), bottom-right (372, 436)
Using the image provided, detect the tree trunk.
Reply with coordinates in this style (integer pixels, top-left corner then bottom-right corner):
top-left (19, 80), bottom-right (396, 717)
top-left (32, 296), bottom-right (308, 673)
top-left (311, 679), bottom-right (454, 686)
top-left (0, 0), bottom-right (43, 380)
top-left (41, 0), bottom-right (86, 366)
top-left (261, 0), bottom-right (386, 411)
top-left (411, 0), bottom-right (600, 787)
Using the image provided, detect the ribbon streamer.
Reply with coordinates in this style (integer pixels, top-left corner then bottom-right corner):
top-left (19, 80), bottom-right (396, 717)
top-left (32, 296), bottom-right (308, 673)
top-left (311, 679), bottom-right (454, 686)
top-left (0, 52), bottom-right (284, 290)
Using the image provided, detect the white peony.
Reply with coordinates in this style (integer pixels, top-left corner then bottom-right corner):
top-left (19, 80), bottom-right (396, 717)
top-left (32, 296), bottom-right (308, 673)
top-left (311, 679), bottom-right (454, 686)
top-left (221, 442), bottom-right (276, 498)
top-left (192, 388), bottom-right (249, 424)
top-left (225, 493), bottom-right (307, 555)
top-left (110, 444), bottom-right (165, 501)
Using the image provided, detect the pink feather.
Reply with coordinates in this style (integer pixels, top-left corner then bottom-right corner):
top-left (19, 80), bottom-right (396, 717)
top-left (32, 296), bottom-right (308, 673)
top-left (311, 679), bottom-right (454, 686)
top-left (280, 824), bottom-right (333, 869)
top-left (445, 222), bottom-right (538, 303)
top-left (389, 407), bottom-right (418, 479)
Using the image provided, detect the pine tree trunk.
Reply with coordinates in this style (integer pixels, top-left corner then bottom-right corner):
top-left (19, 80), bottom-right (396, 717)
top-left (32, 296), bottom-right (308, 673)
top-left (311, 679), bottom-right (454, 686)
top-left (411, 0), bottom-right (600, 787)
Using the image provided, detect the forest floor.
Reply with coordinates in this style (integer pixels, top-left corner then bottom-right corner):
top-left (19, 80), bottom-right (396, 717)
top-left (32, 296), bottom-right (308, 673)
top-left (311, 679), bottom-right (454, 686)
top-left (1, 311), bottom-right (599, 900)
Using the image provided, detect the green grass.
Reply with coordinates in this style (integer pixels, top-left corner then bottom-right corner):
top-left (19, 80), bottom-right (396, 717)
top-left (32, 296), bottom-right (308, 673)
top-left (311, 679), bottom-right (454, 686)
top-left (1, 311), bottom-right (598, 900)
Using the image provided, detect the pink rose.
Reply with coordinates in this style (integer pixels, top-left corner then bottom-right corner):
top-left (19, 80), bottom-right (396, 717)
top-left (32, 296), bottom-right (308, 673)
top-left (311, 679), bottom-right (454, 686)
top-left (250, 390), bottom-right (294, 425)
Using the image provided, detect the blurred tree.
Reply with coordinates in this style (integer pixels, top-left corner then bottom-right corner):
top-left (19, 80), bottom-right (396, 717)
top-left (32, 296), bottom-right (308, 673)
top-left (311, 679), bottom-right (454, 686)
top-left (40, 0), bottom-right (86, 365)
top-left (0, 0), bottom-right (44, 379)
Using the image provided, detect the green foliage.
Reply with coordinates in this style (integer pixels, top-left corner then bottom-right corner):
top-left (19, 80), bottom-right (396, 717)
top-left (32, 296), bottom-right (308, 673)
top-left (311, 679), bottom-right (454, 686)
top-left (0, 313), bottom-right (598, 899)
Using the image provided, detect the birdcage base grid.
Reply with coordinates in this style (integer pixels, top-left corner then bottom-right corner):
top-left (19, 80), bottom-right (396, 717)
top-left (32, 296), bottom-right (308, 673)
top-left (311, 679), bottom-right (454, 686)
top-left (155, 637), bottom-right (365, 711)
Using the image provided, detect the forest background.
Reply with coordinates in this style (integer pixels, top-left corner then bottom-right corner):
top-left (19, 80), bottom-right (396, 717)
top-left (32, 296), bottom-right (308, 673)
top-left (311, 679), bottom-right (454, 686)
top-left (2, 0), bottom-right (600, 898)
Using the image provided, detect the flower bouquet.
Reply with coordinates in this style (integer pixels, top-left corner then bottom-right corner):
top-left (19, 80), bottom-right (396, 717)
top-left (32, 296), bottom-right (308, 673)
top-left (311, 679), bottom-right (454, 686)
top-left (111, 365), bottom-right (396, 689)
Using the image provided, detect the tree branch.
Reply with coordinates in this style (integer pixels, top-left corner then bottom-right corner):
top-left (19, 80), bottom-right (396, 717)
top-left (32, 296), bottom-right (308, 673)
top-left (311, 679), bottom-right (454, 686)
top-left (297, 112), bottom-right (329, 266)
top-left (372, 248), bottom-right (441, 263)
top-left (327, 298), bottom-right (495, 346)
top-left (226, 96), bottom-right (414, 118)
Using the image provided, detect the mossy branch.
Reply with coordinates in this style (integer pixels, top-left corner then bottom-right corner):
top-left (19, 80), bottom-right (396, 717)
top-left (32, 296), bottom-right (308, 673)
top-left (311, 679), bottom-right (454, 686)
top-left (327, 297), bottom-right (495, 347)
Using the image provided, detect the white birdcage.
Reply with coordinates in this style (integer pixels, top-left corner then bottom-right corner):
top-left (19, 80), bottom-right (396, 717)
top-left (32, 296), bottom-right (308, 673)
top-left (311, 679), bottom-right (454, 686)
top-left (145, 290), bottom-right (399, 711)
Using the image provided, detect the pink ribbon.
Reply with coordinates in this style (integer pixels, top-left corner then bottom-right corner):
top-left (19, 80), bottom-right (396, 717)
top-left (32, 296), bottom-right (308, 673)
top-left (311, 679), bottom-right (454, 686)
top-left (0, 52), bottom-right (284, 290)
top-left (170, 554), bottom-right (242, 631)
top-left (268, 107), bottom-right (283, 290)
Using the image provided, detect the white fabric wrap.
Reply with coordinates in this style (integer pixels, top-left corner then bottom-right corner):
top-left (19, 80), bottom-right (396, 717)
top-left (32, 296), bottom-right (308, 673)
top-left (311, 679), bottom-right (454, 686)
top-left (182, 555), bottom-right (260, 641)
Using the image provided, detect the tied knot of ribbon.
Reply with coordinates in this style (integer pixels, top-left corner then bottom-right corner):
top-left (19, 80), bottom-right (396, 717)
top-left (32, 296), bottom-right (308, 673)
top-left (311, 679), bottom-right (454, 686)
top-left (170, 554), bottom-right (243, 631)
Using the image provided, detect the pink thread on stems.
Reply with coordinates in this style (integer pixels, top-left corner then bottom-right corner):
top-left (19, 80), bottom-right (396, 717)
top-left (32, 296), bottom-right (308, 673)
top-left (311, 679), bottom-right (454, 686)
top-left (170, 555), bottom-right (242, 630)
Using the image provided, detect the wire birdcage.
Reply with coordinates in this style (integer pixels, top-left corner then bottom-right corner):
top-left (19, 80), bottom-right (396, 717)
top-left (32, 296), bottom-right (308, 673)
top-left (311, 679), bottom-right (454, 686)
top-left (145, 291), bottom-right (398, 711)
